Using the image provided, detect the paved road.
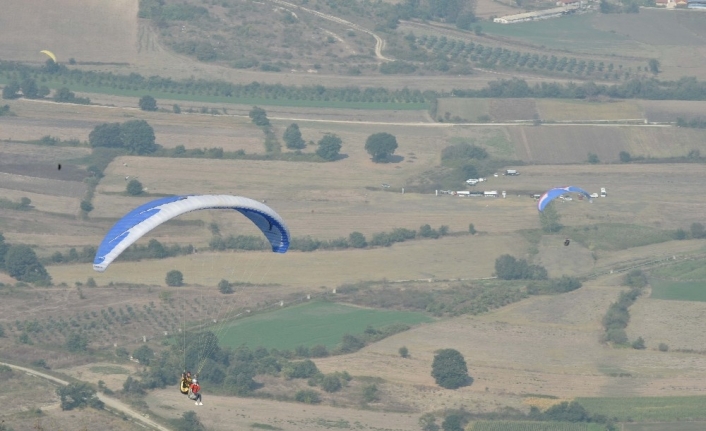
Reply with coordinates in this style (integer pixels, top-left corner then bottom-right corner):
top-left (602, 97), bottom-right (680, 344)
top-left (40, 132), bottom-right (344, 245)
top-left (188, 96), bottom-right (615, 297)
top-left (0, 361), bottom-right (172, 431)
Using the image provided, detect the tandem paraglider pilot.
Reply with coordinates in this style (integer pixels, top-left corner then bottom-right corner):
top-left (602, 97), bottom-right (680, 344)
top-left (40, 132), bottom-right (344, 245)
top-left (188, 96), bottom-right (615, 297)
top-left (189, 378), bottom-right (203, 405)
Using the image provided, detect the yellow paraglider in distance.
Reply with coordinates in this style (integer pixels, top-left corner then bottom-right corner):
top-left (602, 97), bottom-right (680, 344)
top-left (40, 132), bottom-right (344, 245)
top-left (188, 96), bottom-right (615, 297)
top-left (40, 50), bottom-right (57, 62)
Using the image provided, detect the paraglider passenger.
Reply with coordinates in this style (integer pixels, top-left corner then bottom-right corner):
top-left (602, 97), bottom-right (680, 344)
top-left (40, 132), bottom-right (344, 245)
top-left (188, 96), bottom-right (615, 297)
top-left (180, 371), bottom-right (192, 395)
top-left (189, 378), bottom-right (203, 405)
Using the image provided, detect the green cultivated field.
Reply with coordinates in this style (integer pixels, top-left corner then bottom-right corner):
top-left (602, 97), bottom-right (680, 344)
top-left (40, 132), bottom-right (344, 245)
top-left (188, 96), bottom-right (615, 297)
top-left (563, 224), bottom-right (674, 252)
top-left (576, 396), bottom-right (706, 422)
top-left (649, 281), bottom-right (706, 302)
top-left (650, 259), bottom-right (706, 281)
top-left (482, 14), bottom-right (625, 52)
top-left (472, 421), bottom-right (605, 431)
top-left (215, 301), bottom-right (433, 350)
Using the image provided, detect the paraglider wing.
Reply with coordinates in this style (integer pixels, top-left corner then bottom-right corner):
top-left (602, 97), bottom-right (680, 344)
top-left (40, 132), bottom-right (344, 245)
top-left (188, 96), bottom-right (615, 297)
top-left (40, 50), bottom-right (57, 62)
top-left (537, 186), bottom-right (592, 212)
top-left (93, 195), bottom-right (290, 272)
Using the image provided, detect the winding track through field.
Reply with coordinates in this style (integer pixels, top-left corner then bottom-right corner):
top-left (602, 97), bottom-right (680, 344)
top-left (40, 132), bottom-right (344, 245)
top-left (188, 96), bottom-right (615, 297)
top-left (267, 0), bottom-right (392, 61)
top-left (0, 361), bottom-right (173, 431)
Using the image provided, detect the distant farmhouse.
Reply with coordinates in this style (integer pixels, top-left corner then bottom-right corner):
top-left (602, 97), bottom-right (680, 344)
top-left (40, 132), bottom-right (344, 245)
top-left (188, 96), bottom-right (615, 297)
top-left (687, 0), bottom-right (706, 8)
top-left (493, 3), bottom-right (582, 24)
top-left (655, 0), bottom-right (693, 7)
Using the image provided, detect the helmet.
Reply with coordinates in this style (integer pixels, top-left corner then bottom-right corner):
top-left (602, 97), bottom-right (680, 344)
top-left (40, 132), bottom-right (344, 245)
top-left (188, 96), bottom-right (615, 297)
top-left (192, 378), bottom-right (198, 383)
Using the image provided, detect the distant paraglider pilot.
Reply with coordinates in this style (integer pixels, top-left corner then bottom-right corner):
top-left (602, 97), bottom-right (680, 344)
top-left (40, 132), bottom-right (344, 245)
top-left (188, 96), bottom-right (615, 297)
top-left (564, 239), bottom-right (571, 247)
top-left (189, 378), bottom-right (203, 405)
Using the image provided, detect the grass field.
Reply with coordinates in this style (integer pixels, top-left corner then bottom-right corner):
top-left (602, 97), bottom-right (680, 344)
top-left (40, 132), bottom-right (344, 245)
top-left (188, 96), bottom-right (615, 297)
top-left (650, 258), bottom-right (706, 281)
top-left (563, 223), bottom-right (674, 252)
top-left (482, 14), bottom-right (630, 53)
top-left (536, 100), bottom-right (644, 122)
top-left (649, 281), bottom-right (706, 302)
top-left (576, 396), bottom-right (706, 422)
top-left (214, 301), bottom-right (432, 350)
top-left (472, 421), bottom-right (605, 431)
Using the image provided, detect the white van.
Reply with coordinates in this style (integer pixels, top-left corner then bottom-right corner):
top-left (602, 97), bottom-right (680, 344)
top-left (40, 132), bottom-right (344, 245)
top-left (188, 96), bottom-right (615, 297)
top-left (600, 188), bottom-right (607, 197)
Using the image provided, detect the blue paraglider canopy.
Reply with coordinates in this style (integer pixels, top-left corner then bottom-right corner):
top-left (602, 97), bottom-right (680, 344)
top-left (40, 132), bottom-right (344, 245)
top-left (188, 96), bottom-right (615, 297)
top-left (537, 186), bottom-right (592, 212)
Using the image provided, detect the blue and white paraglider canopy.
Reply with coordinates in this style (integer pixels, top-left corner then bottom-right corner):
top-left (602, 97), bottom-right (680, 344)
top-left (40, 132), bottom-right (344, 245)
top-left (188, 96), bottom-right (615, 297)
top-left (537, 186), bottom-right (592, 212)
top-left (93, 195), bottom-right (290, 272)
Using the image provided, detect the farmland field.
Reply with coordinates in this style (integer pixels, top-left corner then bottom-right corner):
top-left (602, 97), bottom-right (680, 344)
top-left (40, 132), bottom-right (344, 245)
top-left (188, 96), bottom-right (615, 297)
top-left (472, 421), bottom-right (605, 431)
top-left (649, 281), bottom-right (706, 302)
top-left (624, 422), bottom-right (706, 431)
top-left (214, 301), bottom-right (433, 350)
top-left (535, 100), bottom-right (644, 122)
top-left (576, 396), bottom-right (706, 422)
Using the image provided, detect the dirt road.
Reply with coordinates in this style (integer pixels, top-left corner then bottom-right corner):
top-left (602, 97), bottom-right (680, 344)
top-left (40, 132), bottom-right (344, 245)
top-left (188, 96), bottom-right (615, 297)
top-left (0, 361), bottom-right (173, 431)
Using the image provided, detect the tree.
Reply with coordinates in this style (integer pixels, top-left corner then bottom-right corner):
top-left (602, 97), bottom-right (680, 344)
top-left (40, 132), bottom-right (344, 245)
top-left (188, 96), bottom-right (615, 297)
top-left (54, 87), bottom-right (76, 102)
top-left (139, 95), bottom-right (158, 111)
top-left (249, 106), bottom-right (270, 126)
top-left (65, 332), bottom-right (88, 352)
top-left (348, 232), bottom-right (367, 248)
top-left (173, 104), bottom-right (181, 114)
top-left (89, 123), bottom-right (123, 148)
top-left (21, 78), bottom-right (39, 99)
top-left (619, 151), bottom-right (631, 163)
top-left (283, 123), bottom-right (306, 149)
top-left (456, 12), bottom-right (476, 30)
top-left (80, 200), bottom-right (94, 213)
top-left (648, 59), bottom-right (660, 75)
top-left (431, 348), bottom-right (471, 389)
top-left (218, 279), bottom-right (233, 294)
top-left (122, 376), bottom-right (145, 395)
top-left (365, 132), bottom-right (398, 162)
top-left (2, 81), bottom-right (20, 99)
top-left (468, 223), bottom-right (476, 235)
top-left (321, 374), bottom-right (342, 392)
top-left (172, 411), bottom-right (206, 431)
top-left (632, 336), bottom-right (646, 350)
top-left (539, 201), bottom-right (562, 233)
top-left (133, 345), bottom-right (154, 365)
top-left (57, 383), bottom-right (103, 411)
top-left (166, 270), bottom-right (184, 286)
top-left (120, 120), bottom-right (157, 154)
top-left (690, 222), bottom-right (705, 239)
top-left (658, 343), bottom-right (669, 352)
top-left (126, 179), bottom-right (144, 196)
top-left (4, 244), bottom-right (51, 283)
top-left (442, 413), bottom-right (465, 431)
top-left (587, 152), bottom-right (600, 164)
top-left (38, 85), bottom-right (51, 98)
top-left (419, 413), bottom-right (440, 431)
top-left (399, 346), bottom-right (409, 358)
top-left (316, 133), bottom-right (343, 161)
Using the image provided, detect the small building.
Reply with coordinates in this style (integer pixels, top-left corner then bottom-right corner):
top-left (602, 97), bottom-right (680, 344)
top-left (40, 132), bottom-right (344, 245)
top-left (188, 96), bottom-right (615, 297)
top-left (493, 4), bottom-right (579, 24)
top-left (556, 0), bottom-right (580, 5)
top-left (484, 191), bottom-right (498, 197)
top-left (688, 0), bottom-right (706, 7)
top-left (506, 169), bottom-right (519, 176)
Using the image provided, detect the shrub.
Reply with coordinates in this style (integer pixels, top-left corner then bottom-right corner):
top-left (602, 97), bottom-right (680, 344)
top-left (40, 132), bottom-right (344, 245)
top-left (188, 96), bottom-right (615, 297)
top-left (431, 349), bottom-right (471, 389)
top-left (126, 179), bottom-right (143, 196)
top-left (399, 346), bottom-right (409, 358)
top-left (632, 336), bottom-right (646, 350)
top-left (658, 343), bottom-right (669, 352)
top-left (321, 374), bottom-right (342, 393)
top-left (218, 279), bottom-right (233, 294)
top-left (294, 389), bottom-right (321, 404)
top-left (166, 270), bottom-right (184, 286)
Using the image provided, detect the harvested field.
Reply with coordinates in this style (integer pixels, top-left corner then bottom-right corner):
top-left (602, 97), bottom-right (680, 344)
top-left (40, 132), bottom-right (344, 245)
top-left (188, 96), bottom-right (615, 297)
top-left (0, 171), bottom-right (85, 198)
top-left (507, 125), bottom-right (706, 163)
top-left (628, 296), bottom-right (706, 351)
top-left (47, 233), bottom-right (525, 288)
top-left (437, 98), bottom-right (490, 121)
top-left (535, 99), bottom-right (644, 122)
top-left (0, 188), bottom-right (79, 216)
top-left (640, 100), bottom-right (706, 123)
top-left (489, 99), bottom-right (539, 122)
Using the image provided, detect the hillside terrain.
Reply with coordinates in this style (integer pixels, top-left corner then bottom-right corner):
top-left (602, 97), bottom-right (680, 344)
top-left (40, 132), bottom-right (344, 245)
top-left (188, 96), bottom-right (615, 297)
top-left (2, 1), bottom-right (706, 431)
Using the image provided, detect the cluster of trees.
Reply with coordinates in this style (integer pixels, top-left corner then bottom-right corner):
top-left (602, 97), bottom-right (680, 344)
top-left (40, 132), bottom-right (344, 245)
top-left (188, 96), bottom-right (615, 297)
top-left (495, 255), bottom-right (548, 281)
top-left (57, 382), bottom-right (103, 411)
top-left (452, 77), bottom-right (706, 101)
top-left (88, 120), bottom-right (157, 155)
top-left (210, 224), bottom-right (450, 253)
top-left (440, 142), bottom-right (491, 186)
top-left (2, 78), bottom-right (50, 100)
top-left (0, 233), bottom-right (51, 285)
top-left (139, 0), bottom-right (209, 21)
top-left (0, 104), bottom-right (11, 116)
top-left (601, 270), bottom-right (647, 345)
top-left (46, 246), bottom-right (96, 265)
top-left (413, 35), bottom-right (626, 80)
top-left (135, 327), bottom-right (400, 400)
top-left (0, 61), bottom-right (431, 106)
top-left (527, 276), bottom-right (583, 295)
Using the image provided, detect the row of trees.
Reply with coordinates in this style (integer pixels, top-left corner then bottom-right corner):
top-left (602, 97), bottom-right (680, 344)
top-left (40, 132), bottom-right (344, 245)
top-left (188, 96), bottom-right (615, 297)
top-left (452, 76), bottom-right (706, 101)
top-left (0, 61), bottom-right (431, 105)
top-left (2, 75), bottom-right (89, 104)
top-left (601, 270), bottom-right (647, 345)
